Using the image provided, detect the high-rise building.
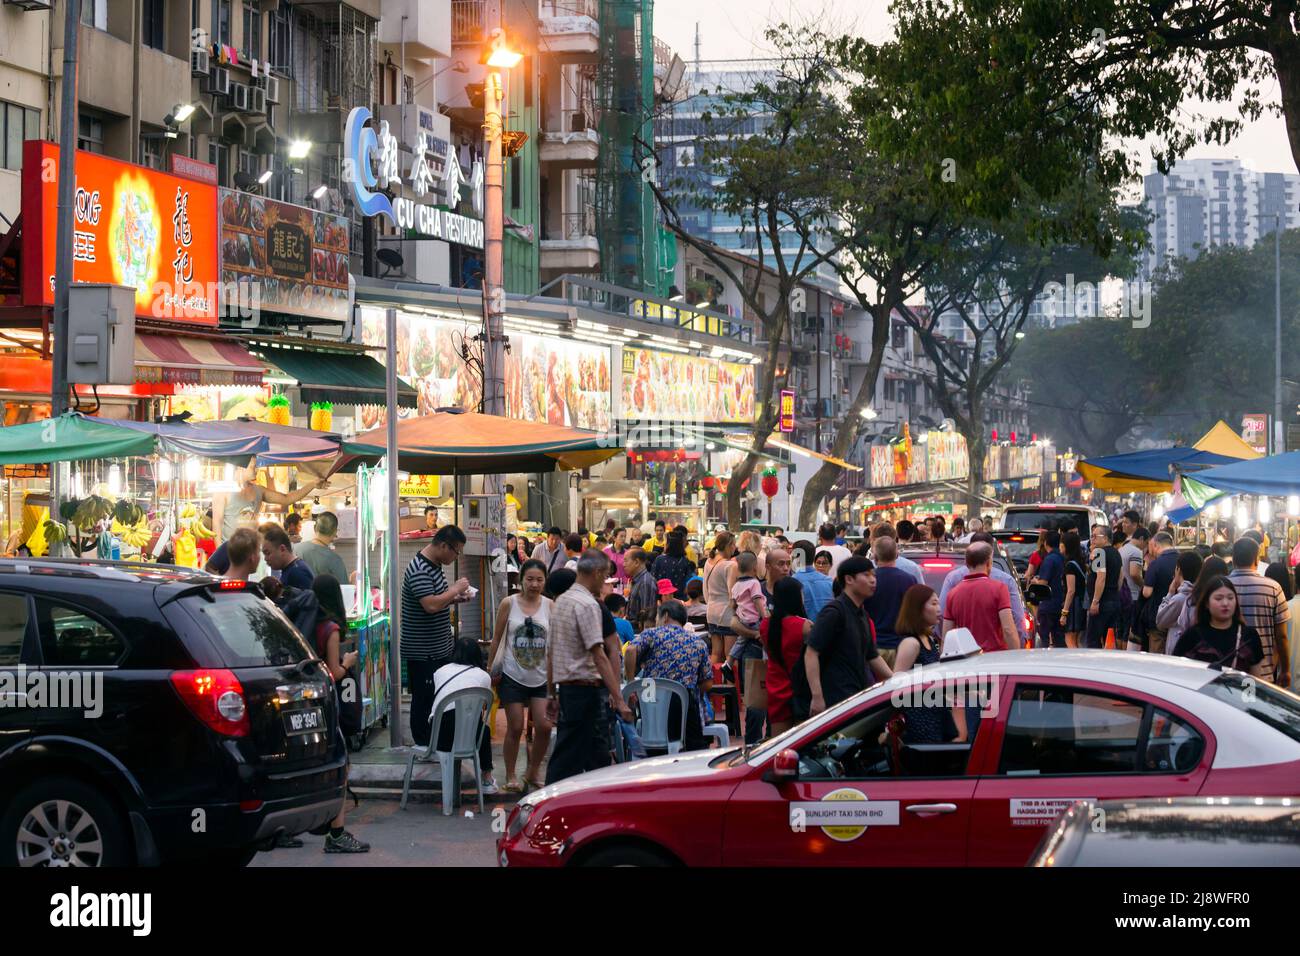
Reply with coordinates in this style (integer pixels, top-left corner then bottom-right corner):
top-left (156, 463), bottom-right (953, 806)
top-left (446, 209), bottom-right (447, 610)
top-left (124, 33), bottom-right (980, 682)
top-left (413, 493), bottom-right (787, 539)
top-left (1142, 157), bottom-right (1300, 279)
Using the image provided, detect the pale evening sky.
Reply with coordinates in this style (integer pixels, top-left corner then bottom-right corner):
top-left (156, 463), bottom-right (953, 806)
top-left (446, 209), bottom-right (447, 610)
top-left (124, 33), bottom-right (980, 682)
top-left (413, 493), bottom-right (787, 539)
top-left (652, 0), bottom-right (1298, 180)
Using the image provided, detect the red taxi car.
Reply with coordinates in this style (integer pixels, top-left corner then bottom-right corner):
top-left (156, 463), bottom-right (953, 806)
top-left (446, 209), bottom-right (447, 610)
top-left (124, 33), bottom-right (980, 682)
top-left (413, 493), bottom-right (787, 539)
top-left (498, 652), bottom-right (1300, 866)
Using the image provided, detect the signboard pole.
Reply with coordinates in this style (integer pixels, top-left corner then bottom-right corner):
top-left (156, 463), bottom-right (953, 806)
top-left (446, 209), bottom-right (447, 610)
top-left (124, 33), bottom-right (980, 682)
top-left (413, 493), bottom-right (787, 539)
top-left (51, 0), bottom-right (81, 420)
top-left (385, 307), bottom-right (403, 748)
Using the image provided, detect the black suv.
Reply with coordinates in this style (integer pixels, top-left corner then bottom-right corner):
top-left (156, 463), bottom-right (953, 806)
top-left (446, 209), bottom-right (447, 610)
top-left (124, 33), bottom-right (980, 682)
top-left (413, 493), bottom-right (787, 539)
top-left (0, 559), bottom-right (346, 866)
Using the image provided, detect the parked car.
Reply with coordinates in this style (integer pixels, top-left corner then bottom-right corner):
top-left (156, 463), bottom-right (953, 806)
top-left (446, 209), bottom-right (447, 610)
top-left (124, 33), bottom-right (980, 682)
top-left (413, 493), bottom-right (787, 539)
top-left (996, 504), bottom-right (1110, 540)
top-left (0, 559), bottom-right (346, 867)
top-left (497, 652), bottom-right (1300, 866)
top-left (1030, 797), bottom-right (1300, 866)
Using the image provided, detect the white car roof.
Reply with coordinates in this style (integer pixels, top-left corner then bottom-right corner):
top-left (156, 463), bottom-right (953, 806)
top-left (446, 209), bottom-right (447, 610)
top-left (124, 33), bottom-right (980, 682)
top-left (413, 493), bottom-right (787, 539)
top-left (882, 649), bottom-right (1220, 693)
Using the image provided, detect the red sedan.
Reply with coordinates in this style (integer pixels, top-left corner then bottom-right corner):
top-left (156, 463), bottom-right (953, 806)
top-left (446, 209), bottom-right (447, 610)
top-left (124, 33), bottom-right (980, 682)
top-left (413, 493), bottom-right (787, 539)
top-left (498, 651), bottom-right (1300, 866)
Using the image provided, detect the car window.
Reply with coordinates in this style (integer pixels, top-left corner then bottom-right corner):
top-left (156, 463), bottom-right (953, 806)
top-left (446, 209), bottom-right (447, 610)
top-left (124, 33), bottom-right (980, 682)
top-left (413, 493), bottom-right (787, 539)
top-left (1000, 686), bottom-right (1149, 775)
top-left (1144, 709), bottom-right (1206, 773)
top-left (180, 592), bottom-right (314, 667)
top-left (798, 692), bottom-right (974, 780)
top-left (1200, 672), bottom-right (1300, 744)
top-left (35, 599), bottom-right (126, 667)
top-left (1000, 510), bottom-right (1087, 535)
top-left (0, 593), bottom-right (29, 666)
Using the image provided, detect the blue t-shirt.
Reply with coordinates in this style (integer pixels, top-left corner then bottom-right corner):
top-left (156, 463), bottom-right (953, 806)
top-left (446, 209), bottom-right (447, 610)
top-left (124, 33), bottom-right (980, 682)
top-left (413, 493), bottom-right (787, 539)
top-left (614, 616), bottom-right (635, 643)
top-left (864, 565), bottom-right (915, 650)
top-left (1038, 551), bottom-right (1065, 608)
top-left (793, 567), bottom-right (834, 620)
top-left (279, 557), bottom-right (315, 590)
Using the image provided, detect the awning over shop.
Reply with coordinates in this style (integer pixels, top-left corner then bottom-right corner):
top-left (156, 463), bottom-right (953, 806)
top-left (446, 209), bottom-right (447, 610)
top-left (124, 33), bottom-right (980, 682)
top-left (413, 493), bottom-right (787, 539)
top-left (135, 333), bottom-right (265, 387)
top-left (1180, 451), bottom-right (1300, 499)
top-left (250, 343), bottom-right (417, 408)
top-left (208, 419), bottom-right (342, 465)
top-left (339, 410), bottom-right (619, 474)
top-left (0, 413), bottom-right (157, 464)
top-left (111, 419), bottom-right (270, 459)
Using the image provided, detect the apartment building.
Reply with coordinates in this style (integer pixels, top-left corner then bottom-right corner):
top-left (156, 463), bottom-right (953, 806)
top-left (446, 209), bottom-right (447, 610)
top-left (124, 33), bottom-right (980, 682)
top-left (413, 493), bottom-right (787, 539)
top-left (1142, 157), bottom-right (1300, 280)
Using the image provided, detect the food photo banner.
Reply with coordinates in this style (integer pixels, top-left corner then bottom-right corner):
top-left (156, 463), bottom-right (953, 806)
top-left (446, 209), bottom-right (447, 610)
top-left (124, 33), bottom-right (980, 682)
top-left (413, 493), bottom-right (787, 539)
top-left (620, 347), bottom-right (755, 423)
top-left (219, 188), bottom-right (351, 322)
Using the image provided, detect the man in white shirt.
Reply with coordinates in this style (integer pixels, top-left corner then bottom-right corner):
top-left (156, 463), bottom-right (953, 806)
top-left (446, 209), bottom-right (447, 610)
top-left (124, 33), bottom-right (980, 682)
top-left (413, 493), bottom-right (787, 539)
top-left (956, 516), bottom-right (983, 544)
top-left (816, 523), bottom-right (853, 574)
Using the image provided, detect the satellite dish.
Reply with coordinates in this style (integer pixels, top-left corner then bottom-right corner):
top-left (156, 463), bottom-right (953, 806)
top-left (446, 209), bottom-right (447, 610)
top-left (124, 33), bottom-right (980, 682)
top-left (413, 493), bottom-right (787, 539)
top-left (376, 247), bottom-right (404, 278)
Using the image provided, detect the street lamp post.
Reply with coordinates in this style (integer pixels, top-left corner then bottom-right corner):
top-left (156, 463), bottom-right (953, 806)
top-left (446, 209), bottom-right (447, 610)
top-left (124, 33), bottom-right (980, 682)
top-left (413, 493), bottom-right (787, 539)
top-left (1274, 212), bottom-right (1283, 456)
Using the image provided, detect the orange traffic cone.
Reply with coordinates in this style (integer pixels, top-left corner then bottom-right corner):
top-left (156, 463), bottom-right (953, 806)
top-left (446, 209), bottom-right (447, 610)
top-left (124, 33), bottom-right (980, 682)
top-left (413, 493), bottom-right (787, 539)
top-left (1105, 627), bottom-right (1116, 650)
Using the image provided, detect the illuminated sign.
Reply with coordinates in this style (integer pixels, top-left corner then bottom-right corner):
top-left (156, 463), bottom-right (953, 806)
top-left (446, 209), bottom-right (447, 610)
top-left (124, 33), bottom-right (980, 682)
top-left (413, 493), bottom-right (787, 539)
top-left (1241, 413), bottom-right (1269, 456)
top-left (21, 141), bottom-right (219, 324)
top-left (344, 107), bottom-right (484, 248)
top-left (621, 346), bottom-right (755, 423)
top-left (779, 388), bottom-right (795, 433)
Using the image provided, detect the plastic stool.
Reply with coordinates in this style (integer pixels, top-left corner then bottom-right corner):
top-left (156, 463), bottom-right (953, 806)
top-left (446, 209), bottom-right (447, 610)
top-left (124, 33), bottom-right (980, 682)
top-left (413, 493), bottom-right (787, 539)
top-left (702, 723), bottom-right (730, 748)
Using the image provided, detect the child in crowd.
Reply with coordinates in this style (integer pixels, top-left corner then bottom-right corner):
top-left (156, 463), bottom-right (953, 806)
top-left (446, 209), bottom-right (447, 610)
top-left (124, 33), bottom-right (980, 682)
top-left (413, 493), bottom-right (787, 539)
top-left (729, 550), bottom-right (767, 629)
top-left (604, 592), bottom-right (636, 647)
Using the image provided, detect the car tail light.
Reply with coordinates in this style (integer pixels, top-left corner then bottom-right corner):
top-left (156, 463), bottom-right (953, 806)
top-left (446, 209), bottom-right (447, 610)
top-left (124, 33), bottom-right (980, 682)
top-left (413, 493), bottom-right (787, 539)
top-left (239, 799), bottom-right (264, 812)
top-left (217, 579), bottom-right (246, 590)
top-left (170, 669), bottom-right (250, 737)
top-left (922, 561), bottom-right (954, 569)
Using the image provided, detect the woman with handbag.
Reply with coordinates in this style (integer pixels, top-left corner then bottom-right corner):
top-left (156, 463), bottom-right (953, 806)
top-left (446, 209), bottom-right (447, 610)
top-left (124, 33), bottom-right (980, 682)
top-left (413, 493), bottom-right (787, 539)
top-left (487, 558), bottom-right (554, 793)
top-left (310, 574), bottom-right (370, 854)
top-left (704, 531), bottom-right (738, 663)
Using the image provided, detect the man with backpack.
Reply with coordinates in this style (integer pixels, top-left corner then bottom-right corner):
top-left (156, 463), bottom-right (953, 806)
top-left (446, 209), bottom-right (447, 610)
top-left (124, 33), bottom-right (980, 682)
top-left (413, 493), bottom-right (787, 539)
top-left (800, 557), bottom-right (893, 717)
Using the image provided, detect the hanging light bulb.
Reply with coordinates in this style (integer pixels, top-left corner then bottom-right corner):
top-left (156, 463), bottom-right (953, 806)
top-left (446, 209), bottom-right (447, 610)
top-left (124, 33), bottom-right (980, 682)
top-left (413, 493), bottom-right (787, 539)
top-left (1288, 495), bottom-right (1299, 516)
top-left (184, 457), bottom-right (201, 482)
top-left (224, 462), bottom-right (235, 484)
top-left (158, 458), bottom-right (172, 483)
top-left (1259, 497), bottom-right (1272, 524)
top-left (1236, 503), bottom-right (1250, 530)
top-left (1152, 502), bottom-right (1165, 521)
top-left (108, 464), bottom-right (122, 496)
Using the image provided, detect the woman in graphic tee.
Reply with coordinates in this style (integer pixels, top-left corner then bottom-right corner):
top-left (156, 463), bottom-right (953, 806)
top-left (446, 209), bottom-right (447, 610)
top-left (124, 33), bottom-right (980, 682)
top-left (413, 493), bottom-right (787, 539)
top-left (487, 559), bottom-right (554, 792)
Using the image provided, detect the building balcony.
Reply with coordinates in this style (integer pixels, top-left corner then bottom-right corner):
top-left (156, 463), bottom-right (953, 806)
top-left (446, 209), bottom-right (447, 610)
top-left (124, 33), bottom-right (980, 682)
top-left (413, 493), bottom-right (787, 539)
top-left (539, 0), bottom-right (600, 60)
top-left (451, 0), bottom-right (485, 44)
top-left (540, 209), bottom-right (600, 271)
top-left (379, 0), bottom-right (451, 60)
top-left (539, 110), bottom-right (599, 167)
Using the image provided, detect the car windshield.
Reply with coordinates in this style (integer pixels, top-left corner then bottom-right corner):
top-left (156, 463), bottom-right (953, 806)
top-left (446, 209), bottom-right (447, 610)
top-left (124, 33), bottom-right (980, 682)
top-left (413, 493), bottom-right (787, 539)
top-left (1001, 510), bottom-right (1089, 535)
top-left (1000, 539), bottom-right (1039, 565)
top-left (180, 592), bottom-right (315, 668)
top-left (1199, 672), bottom-right (1300, 744)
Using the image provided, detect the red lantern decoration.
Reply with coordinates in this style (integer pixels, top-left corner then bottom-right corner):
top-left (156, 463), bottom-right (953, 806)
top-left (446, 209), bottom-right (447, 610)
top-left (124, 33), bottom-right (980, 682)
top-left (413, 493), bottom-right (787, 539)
top-left (702, 474), bottom-right (716, 490)
top-left (760, 465), bottom-right (780, 500)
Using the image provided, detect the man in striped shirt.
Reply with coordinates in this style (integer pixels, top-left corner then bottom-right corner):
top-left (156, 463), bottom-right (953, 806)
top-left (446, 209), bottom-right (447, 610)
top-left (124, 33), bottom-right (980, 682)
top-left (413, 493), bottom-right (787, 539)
top-left (401, 525), bottom-right (470, 747)
top-left (1228, 537), bottom-right (1292, 688)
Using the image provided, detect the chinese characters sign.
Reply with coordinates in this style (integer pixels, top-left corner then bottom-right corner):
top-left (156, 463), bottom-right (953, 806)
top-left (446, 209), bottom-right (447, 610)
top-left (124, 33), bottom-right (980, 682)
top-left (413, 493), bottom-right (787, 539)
top-left (21, 141), bottom-right (219, 324)
top-left (218, 188), bottom-right (350, 322)
top-left (344, 107), bottom-right (484, 248)
top-left (779, 389), bottom-right (795, 433)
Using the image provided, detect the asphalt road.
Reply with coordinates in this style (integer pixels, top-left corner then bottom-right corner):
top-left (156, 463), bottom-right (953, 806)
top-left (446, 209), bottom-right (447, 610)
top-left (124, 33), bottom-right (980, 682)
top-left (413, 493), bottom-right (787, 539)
top-left (249, 793), bottom-right (513, 867)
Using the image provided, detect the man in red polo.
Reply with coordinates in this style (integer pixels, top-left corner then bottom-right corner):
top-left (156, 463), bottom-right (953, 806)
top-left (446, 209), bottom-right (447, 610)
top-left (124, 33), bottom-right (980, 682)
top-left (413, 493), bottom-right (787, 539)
top-left (942, 542), bottom-right (1019, 652)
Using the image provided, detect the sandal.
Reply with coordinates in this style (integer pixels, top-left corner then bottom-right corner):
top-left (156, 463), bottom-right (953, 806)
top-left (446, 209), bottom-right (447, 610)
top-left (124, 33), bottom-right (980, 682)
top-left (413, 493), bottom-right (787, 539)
top-left (523, 778), bottom-right (546, 793)
top-left (502, 779), bottom-right (524, 794)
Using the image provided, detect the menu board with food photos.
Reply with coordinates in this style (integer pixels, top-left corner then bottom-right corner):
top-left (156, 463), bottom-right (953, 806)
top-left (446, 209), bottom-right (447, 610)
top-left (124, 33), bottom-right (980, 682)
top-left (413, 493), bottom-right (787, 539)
top-left (620, 347), bottom-right (755, 423)
top-left (358, 307), bottom-right (612, 432)
top-left (219, 188), bottom-right (350, 322)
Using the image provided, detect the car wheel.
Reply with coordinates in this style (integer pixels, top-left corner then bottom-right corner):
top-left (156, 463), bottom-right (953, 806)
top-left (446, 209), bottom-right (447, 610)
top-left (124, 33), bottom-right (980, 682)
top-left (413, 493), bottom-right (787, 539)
top-left (581, 845), bottom-right (674, 867)
top-left (0, 777), bottom-right (130, 867)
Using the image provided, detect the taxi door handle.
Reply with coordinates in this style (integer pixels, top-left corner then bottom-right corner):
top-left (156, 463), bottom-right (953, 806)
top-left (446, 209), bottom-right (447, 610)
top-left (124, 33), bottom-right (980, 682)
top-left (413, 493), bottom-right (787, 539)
top-left (905, 803), bottom-right (957, 816)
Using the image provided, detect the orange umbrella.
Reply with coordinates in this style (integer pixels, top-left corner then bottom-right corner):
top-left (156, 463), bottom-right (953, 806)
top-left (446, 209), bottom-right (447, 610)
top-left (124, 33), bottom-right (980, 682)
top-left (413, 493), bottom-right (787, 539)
top-left (337, 410), bottom-right (619, 474)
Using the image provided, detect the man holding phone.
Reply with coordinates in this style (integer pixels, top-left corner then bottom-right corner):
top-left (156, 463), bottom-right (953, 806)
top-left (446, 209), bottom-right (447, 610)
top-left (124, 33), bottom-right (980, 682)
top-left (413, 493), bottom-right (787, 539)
top-left (401, 525), bottom-right (472, 749)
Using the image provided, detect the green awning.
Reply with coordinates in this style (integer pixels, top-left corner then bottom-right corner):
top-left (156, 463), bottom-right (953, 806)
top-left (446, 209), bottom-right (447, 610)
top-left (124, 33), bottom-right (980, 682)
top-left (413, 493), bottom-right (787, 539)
top-left (253, 345), bottom-right (417, 408)
top-left (0, 414), bottom-right (158, 465)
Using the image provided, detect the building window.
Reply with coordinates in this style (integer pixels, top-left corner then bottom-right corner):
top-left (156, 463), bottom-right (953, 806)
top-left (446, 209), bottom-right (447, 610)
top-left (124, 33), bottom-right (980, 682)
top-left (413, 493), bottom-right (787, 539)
top-left (2, 101), bottom-right (40, 172)
top-left (268, 6), bottom-right (291, 71)
top-left (143, 0), bottom-right (166, 50)
top-left (138, 133), bottom-right (164, 171)
top-left (217, 0), bottom-right (233, 47)
top-left (510, 156), bottom-right (521, 210)
top-left (209, 141), bottom-right (230, 187)
top-left (77, 113), bottom-right (105, 154)
top-left (81, 0), bottom-right (107, 30)
top-left (242, 1), bottom-right (262, 60)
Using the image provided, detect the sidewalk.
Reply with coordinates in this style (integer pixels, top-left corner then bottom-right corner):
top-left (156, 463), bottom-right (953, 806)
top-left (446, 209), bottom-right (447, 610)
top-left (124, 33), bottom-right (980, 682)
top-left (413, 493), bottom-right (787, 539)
top-left (347, 695), bottom-right (534, 799)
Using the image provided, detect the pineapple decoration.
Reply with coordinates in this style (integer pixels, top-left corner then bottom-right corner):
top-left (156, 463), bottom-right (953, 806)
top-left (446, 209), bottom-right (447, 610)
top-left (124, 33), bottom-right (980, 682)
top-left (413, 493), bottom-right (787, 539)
top-left (309, 401), bottom-right (333, 432)
top-left (760, 464), bottom-right (780, 502)
top-left (266, 394), bottom-right (291, 427)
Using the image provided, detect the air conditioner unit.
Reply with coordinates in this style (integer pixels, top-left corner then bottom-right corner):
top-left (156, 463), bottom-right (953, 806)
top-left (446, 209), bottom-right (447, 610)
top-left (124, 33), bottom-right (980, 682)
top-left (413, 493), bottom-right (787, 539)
top-left (230, 83), bottom-right (250, 111)
top-left (191, 49), bottom-right (210, 76)
top-left (262, 75), bottom-right (280, 104)
top-left (249, 88), bottom-right (267, 115)
top-left (204, 67), bottom-right (231, 97)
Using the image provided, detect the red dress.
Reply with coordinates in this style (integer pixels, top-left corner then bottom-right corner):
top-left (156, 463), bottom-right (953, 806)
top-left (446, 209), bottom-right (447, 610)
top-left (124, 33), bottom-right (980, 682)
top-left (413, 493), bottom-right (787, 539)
top-left (760, 615), bottom-right (809, 725)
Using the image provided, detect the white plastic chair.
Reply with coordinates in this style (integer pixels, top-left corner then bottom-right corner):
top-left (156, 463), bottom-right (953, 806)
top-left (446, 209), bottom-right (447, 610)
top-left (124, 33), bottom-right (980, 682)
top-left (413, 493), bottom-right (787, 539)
top-left (702, 723), bottom-right (730, 748)
top-left (622, 677), bottom-right (689, 755)
top-left (400, 686), bottom-right (494, 815)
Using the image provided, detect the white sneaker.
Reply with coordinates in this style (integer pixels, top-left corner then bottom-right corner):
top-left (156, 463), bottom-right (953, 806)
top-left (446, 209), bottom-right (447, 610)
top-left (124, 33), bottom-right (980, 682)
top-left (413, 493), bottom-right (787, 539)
top-left (480, 777), bottom-right (500, 796)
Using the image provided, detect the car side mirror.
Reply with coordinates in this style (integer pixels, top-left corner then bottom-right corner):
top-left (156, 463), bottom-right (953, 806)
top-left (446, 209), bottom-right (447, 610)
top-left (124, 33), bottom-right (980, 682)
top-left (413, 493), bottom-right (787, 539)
top-left (762, 748), bottom-right (799, 784)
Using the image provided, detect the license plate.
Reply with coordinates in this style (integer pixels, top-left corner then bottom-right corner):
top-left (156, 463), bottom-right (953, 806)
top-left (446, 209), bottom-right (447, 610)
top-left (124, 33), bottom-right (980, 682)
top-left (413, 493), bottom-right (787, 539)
top-left (284, 707), bottom-right (324, 736)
